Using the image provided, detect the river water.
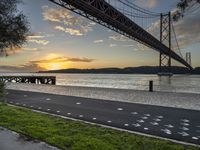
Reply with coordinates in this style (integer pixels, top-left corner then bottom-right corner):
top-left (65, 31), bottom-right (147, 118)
top-left (1, 73), bottom-right (200, 94)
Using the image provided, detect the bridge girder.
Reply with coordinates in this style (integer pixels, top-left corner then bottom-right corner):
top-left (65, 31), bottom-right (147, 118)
top-left (49, 0), bottom-right (193, 70)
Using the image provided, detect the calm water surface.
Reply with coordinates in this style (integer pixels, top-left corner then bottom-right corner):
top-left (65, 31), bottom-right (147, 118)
top-left (1, 73), bottom-right (200, 94)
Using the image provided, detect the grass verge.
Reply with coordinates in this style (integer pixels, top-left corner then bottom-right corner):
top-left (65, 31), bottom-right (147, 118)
top-left (0, 104), bottom-right (199, 150)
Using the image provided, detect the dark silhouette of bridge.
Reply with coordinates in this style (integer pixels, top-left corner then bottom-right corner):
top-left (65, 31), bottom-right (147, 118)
top-left (49, 0), bottom-right (193, 72)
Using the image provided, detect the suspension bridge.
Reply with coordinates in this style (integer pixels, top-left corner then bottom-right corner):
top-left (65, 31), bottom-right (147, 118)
top-left (49, 0), bottom-right (193, 74)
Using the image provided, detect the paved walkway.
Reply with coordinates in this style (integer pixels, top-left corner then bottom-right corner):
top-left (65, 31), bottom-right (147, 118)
top-left (6, 89), bottom-right (200, 146)
top-left (0, 127), bottom-right (59, 150)
top-left (6, 83), bottom-right (200, 111)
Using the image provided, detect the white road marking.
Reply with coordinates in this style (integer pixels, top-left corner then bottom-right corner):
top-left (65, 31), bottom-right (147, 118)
top-left (144, 114), bottom-right (151, 117)
top-left (142, 116), bottom-right (148, 120)
top-left (150, 122), bottom-right (159, 126)
top-left (153, 118), bottom-right (161, 122)
top-left (76, 102), bottom-right (81, 105)
top-left (137, 120), bottom-right (145, 123)
top-left (47, 109), bottom-right (51, 111)
top-left (181, 123), bottom-right (190, 126)
top-left (192, 137), bottom-right (198, 140)
top-left (157, 116), bottom-right (164, 119)
top-left (67, 113), bottom-right (71, 115)
top-left (179, 127), bottom-right (189, 131)
top-left (178, 132), bottom-right (189, 137)
top-left (131, 112), bottom-right (138, 115)
top-left (117, 108), bottom-right (123, 111)
top-left (107, 120), bottom-right (112, 123)
top-left (144, 128), bottom-right (149, 130)
top-left (92, 118), bottom-right (97, 120)
top-left (165, 124), bottom-right (174, 128)
top-left (79, 115), bottom-right (83, 118)
top-left (181, 119), bottom-right (190, 123)
top-left (46, 98), bottom-right (51, 101)
top-left (56, 110), bottom-right (60, 113)
top-left (124, 124), bottom-right (129, 127)
top-left (132, 123), bottom-right (141, 127)
top-left (38, 107), bottom-right (42, 109)
top-left (161, 129), bottom-right (172, 135)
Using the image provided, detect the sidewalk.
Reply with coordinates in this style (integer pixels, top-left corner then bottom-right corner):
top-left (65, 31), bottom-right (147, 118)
top-left (6, 83), bottom-right (200, 111)
top-left (0, 127), bottom-right (59, 150)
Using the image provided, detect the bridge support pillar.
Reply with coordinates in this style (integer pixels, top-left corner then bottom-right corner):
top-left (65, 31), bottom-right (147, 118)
top-left (158, 12), bottom-right (173, 76)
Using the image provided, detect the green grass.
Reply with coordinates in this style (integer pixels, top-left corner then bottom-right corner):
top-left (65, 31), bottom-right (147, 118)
top-left (0, 104), bottom-right (199, 150)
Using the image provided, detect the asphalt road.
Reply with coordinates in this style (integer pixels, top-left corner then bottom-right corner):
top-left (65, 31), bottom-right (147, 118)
top-left (6, 89), bottom-right (200, 145)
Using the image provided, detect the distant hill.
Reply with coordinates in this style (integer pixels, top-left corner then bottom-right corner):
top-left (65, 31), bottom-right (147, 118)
top-left (38, 66), bottom-right (200, 74)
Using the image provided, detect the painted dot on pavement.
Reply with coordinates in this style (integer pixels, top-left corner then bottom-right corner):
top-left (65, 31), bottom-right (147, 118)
top-left (132, 123), bottom-right (141, 127)
top-left (46, 98), bottom-right (51, 101)
top-left (154, 118), bottom-right (161, 122)
top-left (142, 116), bottom-right (148, 120)
top-left (107, 120), bottom-right (112, 123)
top-left (150, 122), bottom-right (159, 126)
top-left (192, 137), bottom-right (198, 140)
top-left (117, 108), bottom-right (123, 111)
top-left (92, 118), bottom-right (97, 120)
top-left (180, 127), bottom-right (189, 131)
top-left (181, 119), bottom-right (190, 123)
top-left (76, 102), bottom-right (81, 105)
top-left (67, 113), bottom-right (71, 115)
top-left (181, 123), bottom-right (190, 126)
top-left (131, 112), bottom-right (138, 115)
top-left (47, 109), bottom-right (51, 111)
top-left (144, 114), bottom-right (151, 117)
top-left (157, 116), bottom-right (163, 119)
top-left (165, 124), bottom-right (174, 128)
top-left (56, 110), bottom-right (60, 113)
top-left (79, 115), bottom-right (83, 118)
top-left (124, 124), bottom-right (129, 127)
top-left (161, 129), bottom-right (172, 135)
top-left (178, 132), bottom-right (189, 137)
top-left (144, 128), bottom-right (149, 130)
top-left (137, 120), bottom-right (145, 123)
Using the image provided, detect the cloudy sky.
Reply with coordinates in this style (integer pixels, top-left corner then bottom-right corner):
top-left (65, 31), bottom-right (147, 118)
top-left (0, 0), bottom-right (199, 72)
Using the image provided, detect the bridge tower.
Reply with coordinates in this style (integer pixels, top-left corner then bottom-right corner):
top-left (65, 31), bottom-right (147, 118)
top-left (186, 52), bottom-right (192, 66)
top-left (159, 12), bottom-right (173, 76)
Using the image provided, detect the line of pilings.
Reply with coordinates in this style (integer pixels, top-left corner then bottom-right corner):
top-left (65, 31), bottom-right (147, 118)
top-left (0, 76), bottom-right (56, 85)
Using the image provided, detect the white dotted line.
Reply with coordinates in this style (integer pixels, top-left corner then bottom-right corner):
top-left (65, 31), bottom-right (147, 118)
top-left (117, 108), bottom-right (123, 111)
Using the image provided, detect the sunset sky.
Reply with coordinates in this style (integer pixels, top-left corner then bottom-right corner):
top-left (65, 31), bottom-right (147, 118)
top-left (0, 0), bottom-right (199, 72)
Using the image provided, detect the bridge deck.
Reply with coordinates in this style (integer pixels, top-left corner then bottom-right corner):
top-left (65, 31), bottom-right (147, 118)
top-left (49, 0), bottom-right (192, 70)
